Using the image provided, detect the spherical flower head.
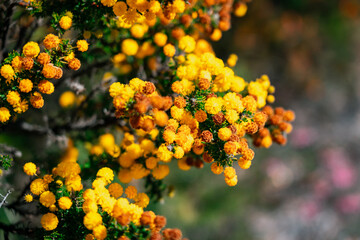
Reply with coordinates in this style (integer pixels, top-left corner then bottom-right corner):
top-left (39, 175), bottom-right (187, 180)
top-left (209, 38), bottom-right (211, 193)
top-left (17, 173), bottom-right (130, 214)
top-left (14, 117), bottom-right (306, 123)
top-left (43, 34), bottom-right (61, 49)
top-left (41, 213), bottom-right (59, 231)
top-left (101, 0), bottom-right (117, 7)
top-left (234, 2), bottom-right (248, 17)
top-left (218, 128), bottom-right (232, 141)
top-left (238, 159), bottom-right (251, 169)
top-left (172, 0), bottom-right (186, 13)
top-left (135, 192), bottom-right (150, 208)
top-left (84, 212), bottom-right (103, 230)
top-left (224, 141), bottom-right (238, 155)
top-left (23, 41), bottom-right (40, 58)
top-left (96, 167), bottom-right (114, 184)
top-left (30, 92), bottom-right (44, 109)
top-left (24, 194), bottom-right (33, 203)
top-left (154, 32), bottom-right (168, 47)
top-left (0, 107), bottom-right (11, 123)
top-left (113, 1), bottom-right (127, 16)
top-left (210, 162), bottom-right (223, 175)
top-left (58, 196), bottom-right (73, 210)
top-left (210, 28), bottom-right (222, 41)
top-left (156, 144), bottom-right (173, 162)
top-left (130, 24), bottom-right (146, 39)
top-left (12, 56), bottom-right (22, 70)
top-left (179, 35), bottom-right (196, 53)
top-left (59, 91), bottom-right (76, 108)
top-left (140, 211), bottom-right (156, 226)
top-left (224, 166), bottom-right (236, 179)
top-left (93, 225), bottom-right (107, 240)
top-left (122, 39), bottom-right (139, 56)
top-left (77, 40), bottom-right (89, 52)
top-left (42, 64), bottom-right (57, 78)
top-left (205, 97), bottom-right (223, 115)
top-left (1, 64), bottom-right (15, 81)
top-left (163, 43), bottom-right (176, 57)
top-left (30, 178), bottom-right (48, 195)
top-left (38, 80), bottom-right (55, 95)
top-left (19, 79), bottom-right (33, 93)
top-left (23, 162), bottom-right (37, 176)
top-left (68, 58), bottom-right (81, 70)
top-left (6, 91), bottom-right (21, 106)
top-left (59, 16), bottom-right (72, 30)
top-left (225, 175), bottom-right (238, 186)
top-left (125, 185), bottom-right (137, 199)
top-left (152, 164), bottom-right (170, 180)
top-left (108, 183), bottom-right (123, 199)
top-left (40, 191), bottom-right (56, 208)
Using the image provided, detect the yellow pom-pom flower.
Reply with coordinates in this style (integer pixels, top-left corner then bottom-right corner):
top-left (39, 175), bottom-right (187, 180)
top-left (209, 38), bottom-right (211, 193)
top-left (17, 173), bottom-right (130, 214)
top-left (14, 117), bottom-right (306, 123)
top-left (77, 40), bottom-right (89, 52)
top-left (24, 194), bottom-right (33, 203)
top-left (39, 191), bottom-right (56, 208)
top-left (23, 41), bottom-right (40, 58)
top-left (58, 196), bottom-right (73, 210)
top-left (0, 107), bottom-right (11, 123)
top-left (59, 16), bottom-right (72, 30)
top-left (23, 162), bottom-right (37, 176)
top-left (41, 213), bottom-right (59, 231)
top-left (1, 64), bottom-right (15, 81)
top-left (121, 39), bottom-right (139, 56)
top-left (59, 91), bottom-right (76, 108)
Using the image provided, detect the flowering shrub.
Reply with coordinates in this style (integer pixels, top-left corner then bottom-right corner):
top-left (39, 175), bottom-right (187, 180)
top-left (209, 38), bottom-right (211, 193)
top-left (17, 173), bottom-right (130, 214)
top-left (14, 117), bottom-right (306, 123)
top-left (0, 0), bottom-right (295, 239)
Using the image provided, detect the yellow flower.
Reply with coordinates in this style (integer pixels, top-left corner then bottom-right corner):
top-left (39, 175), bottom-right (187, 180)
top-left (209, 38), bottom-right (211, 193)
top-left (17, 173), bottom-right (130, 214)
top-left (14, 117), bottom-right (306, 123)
top-left (101, 0), bottom-right (117, 7)
top-left (30, 178), bottom-right (48, 195)
top-left (218, 128), bottom-right (232, 141)
top-left (23, 41), bottom-right (40, 58)
top-left (154, 32), bottom-right (168, 47)
top-left (156, 144), bottom-right (173, 162)
top-left (108, 183), bottom-right (123, 199)
top-left (6, 91), bottom-right (21, 106)
top-left (24, 194), bottom-right (33, 203)
top-left (96, 167), bottom-right (114, 184)
top-left (152, 164), bottom-right (170, 180)
top-left (58, 197), bottom-right (73, 210)
top-left (113, 1), bottom-right (127, 16)
top-left (122, 39), bottom-right (139, 56)
top-left (135, 192), bottom-right (149, 208)
top-left (30, 92), bottom-right (44, 109)
top-left (125, 185), bottom-right (137, 199)
top-left (59, 91), bottom-right (76, 108)
top-left (77, 40), bottom-right (89, 52)
top-left (179, 35), bottom-right (196, 53)
top-left (38, 80), bottom-right (55, 95)
top-left (93, 225), bottom-right (107, 240)
top-left (0, 107), bottom-right (11, 123)
top-left (1, 64), bottom-right (15, 81)
top-left (234, 2), bottom-right (248, 17)
top-left (163, 43), bottom-right (176, 57)
top-left (204, 97), bottom-right (223, 115)
top-left (23, 162), bottom-right (37, 176)
top-left (41, 213), bottom-right (59, 231)
top-left (19, 79), bottom-right (33, 93)
top-left (59, 16), bottom-right (72, 30)
top-left (43, 34), bottom-right (61, 49)
top-left (210, 162), bottom-right (223, 175)
top-left (83, 212), bottom-right (102, 230)
top-left (40, 191), bottom-right (56, 208)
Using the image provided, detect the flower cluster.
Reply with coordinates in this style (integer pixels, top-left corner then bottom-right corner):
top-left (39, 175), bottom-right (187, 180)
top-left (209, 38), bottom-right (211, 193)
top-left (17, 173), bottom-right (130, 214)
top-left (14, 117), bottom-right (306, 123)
top-left (24, 142), bottom-right (186, 240)
top-left (0, 34), bottom-right (88, 123)
top-left (107, 36), bottom-right (295, 186)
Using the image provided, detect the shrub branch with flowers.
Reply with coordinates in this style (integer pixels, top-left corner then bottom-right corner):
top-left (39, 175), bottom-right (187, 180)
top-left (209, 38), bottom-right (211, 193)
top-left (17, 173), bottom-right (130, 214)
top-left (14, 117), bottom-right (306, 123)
top-left (0, 0), bottom-right (294, 239)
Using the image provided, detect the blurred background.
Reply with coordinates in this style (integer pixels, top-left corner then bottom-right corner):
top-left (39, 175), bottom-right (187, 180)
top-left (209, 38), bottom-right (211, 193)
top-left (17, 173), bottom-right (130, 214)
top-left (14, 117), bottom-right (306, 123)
top-left (1, 0), bottom-right (360, 239)
top-left (151, 0), bottom-right (360, 239)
